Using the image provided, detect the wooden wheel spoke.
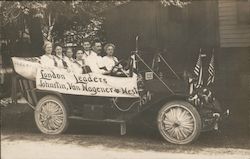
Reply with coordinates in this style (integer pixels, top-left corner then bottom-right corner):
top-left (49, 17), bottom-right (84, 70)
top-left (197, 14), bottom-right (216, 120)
top-left (44, 119), bottom-right (51, 130)
top-left (165, 111), bottom-right (175, 122)
top-left (39, 115), bottom-right (47, 122)
top-left (54, 114), bottom-right (64, 120)
top-left (168, 127), bottom-right (176, 137)
top-left (181, 125), bottom-right (193, 133)
top-left (53, 119), bottom-right (62, 127)
top-left (51, 110), bottom-right (63, 116)
top-left (181, 122), bottom-right (194, 128)
top-left (179, 113), bottom-right (192, 122)
top-left (176, 108), bottom-right (182, 119)
top-left (50, 119), bottom-right (60, 130)
top-left (179, 127), bottom-right (188, 139)
top-left (176, 128), bottom-right (183, 140)
top-left (49, 119), bottom-right (55, 130)
top-left (163, 119), bottom-right (173, 125)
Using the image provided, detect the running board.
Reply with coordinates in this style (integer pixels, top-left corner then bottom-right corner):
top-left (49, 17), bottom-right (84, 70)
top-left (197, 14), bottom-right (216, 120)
top-left (68, 116), bottom-right (127, 135)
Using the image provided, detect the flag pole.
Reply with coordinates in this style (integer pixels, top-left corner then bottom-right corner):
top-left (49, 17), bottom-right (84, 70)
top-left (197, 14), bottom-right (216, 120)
top-left (135, 36), bottom-right (139, 71)
top-left (135, 36), bottom-right (139, 54)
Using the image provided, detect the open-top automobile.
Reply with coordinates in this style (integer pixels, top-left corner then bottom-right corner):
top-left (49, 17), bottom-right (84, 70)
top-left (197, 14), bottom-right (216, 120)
top-left (11, 37), bottom-right (229, 144)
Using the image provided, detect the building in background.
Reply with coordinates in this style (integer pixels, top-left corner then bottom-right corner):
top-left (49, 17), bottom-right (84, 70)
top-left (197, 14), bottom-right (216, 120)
top-left (103, 0), bottom-right (219, 72)
top-left (103, 0), bottom-right (249, 112)
top-left (217, 0), bottom-right (249, 104)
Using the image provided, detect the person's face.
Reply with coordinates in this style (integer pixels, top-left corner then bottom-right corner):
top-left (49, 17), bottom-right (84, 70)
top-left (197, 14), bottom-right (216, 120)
top-left (106, 46), bottom-right (114, 56)
top-left (83, 42), bottom-right (91, 51)
top-left (93, 42), bottom-right (102, 54)
top-left (55, 46), bottom-right (63, 56)
top-left (45, 44), bottom-right (53, 55)
top-left (66, 49), bottom-right (73, 58)
top-left (76, 50), bottom-right (83, 60)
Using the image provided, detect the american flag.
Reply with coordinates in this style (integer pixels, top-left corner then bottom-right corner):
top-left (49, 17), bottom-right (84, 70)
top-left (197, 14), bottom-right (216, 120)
top-left (207, 54), bottom-right (215, 86)
top-left (194, 53), bottom-right (203, 88)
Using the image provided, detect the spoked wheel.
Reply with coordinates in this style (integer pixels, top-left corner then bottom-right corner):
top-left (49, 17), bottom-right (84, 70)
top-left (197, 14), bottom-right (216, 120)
top-left (35, 95), bottom-right (69, 134)
top-left (157, 101), bottom-right (201, 144)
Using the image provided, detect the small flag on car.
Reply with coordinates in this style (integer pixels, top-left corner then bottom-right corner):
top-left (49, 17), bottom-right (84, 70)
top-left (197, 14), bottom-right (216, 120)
top-left (194, 49), bottom-right (203, 88)
top-left (207, 53), bottom-right (215, 86)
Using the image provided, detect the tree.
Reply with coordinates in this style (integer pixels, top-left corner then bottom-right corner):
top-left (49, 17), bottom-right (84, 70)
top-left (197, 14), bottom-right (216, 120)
top-left (0, 1), bottom-right (129, 43)
top-left (160, 0), bottom-right (190, 7)
top-left (0, 0), bottom-right (191, 50)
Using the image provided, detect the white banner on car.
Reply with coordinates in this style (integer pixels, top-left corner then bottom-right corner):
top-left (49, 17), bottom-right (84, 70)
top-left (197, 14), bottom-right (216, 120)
top-left (36, 68), bottom-right (139, 98)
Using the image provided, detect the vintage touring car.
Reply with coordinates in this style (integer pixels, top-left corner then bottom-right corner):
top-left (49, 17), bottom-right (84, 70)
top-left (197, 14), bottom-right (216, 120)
top-left (11, 38), bottom-right (229, 145)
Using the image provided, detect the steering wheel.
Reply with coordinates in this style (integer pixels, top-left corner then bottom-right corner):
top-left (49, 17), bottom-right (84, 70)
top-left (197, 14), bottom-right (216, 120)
top-left (108, 57), bottom-right (134, 77)
top-left (110, 60), bottom-right (124, 75)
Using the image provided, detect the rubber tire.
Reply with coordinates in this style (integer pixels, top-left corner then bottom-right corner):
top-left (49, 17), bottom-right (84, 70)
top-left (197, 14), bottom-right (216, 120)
top-left (157, 101), bottom-right (202, 145)
top-left (34, 95), bottom-right (69, 135)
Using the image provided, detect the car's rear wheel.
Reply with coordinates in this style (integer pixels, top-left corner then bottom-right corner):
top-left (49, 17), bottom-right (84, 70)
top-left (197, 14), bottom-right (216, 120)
top-left (157, 101), bottom-right (201, 144)
top-left (34, 95), bottom-right (69, 134)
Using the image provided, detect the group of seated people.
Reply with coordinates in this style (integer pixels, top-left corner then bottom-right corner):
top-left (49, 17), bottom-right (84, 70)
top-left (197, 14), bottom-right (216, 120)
top-left (40, 40), bottom-right (125, 75)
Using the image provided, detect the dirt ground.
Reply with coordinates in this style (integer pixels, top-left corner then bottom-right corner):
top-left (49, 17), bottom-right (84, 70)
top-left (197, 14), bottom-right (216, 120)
top-left (1, 103), bottom-right (250, 159)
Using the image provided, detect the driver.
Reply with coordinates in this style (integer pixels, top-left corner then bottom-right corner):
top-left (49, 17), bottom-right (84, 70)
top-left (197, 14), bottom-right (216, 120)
top-left (102, 43), bottom-right (122, 73)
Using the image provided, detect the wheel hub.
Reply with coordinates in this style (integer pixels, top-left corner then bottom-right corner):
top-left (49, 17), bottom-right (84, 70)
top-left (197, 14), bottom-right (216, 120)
top-left (173, 121), bottom-right (180, 127)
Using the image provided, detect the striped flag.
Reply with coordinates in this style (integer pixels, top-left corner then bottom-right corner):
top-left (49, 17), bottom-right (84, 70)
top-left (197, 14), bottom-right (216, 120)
top-left (194, 52), bottom-right (203, 88)
top-left (207, 54), bottom-right (215, 86)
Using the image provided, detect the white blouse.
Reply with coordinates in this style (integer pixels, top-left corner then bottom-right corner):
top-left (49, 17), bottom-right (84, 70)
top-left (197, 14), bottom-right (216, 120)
top-left (72, 59), bottom-right (85, 74)
top-left (102, 56), bottom-right (119, 71)
top-left (83, 51), bottom-right (104, 74)
top-left (54, 55), bottom-right (65, 68)
top-left (40, 54), bottom-right (56, 68)
top-left (64, 56), bottom-right (75, 71)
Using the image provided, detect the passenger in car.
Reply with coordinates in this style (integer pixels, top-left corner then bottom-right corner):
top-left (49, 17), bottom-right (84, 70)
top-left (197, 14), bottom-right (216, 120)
top-left (92, 40), bottom-right (106, 72)
top-left (73, 49), bottom-right (91, 74)
top-left (40, 41), bottom-right (57, 68)
top-left (82, 40), bottom-right (95, 59)
top-left (54, 44), bottom-right (68, 69)
top-left (64, 47), bottom-right (75, 71)
top-left (82, 40), bottom-right (105, 74)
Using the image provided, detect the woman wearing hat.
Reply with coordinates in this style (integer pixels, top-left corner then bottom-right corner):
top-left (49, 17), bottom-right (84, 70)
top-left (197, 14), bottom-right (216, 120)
top-left (40, 41), bottom-right (57, 68)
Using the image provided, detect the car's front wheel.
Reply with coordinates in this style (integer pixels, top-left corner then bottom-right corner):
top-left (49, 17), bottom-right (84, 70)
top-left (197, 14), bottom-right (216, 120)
top-left (157, 101), bottom-right (201, 144)
top-left (34, 95), bottom-right (69, 134)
